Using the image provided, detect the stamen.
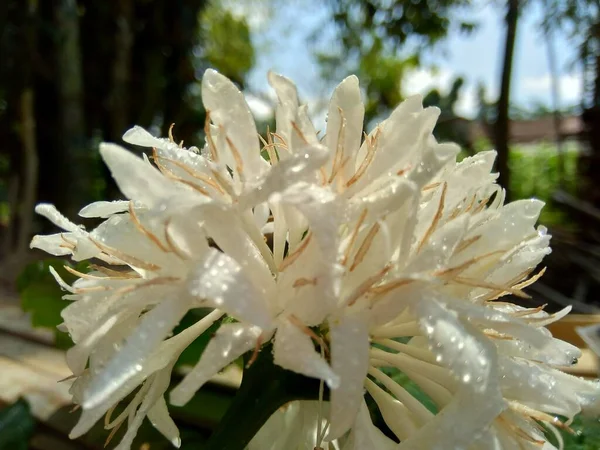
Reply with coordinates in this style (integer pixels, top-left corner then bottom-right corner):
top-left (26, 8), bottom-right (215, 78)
top-left (454, 235), bottom-right (481, 254)
top-left (129, 201), bottom-right (171, 253)
top-left (88, 236), bottom-right (161, 271)
top-left (225, 134), bottom-right (245, 179)
top-left (246, 333), bottom-right (265, 368)
top-left (418, 182), bottom-right (447, 253)
top-left (293, 277), bottom-right (318, 288)
top-left (163, 219), bottom-right (191, 259)
top-left (512, 267), bottom-right (547, 291)
top-left (291, 121), bottom-right (309, 144)
top-left (88, 264), bottom-right (140, 279)
top-left (204, 111), bottom-right (219, 161)
top-left (350, 222), bottom-right (380, 272)
top-left (342, 209), bottom-right (367, 266)
top-left (168, 123), bottom-right (176, 142)
top-left (346, 127), bottom-right (380, 187)
top-left (63, 265), bottom-right (130, 281)
top-left (289, 315), bottom-right (329, 355)
top-left (328, 107), bottom-right (346, 183)
top-left (154, 153), bottom-right (224, 193)
top-left (369, 278), bottom-right (413, 297)
top-left (278, 232), bottom-right (312, 271)
top-left (346, 265), bottom-right (391, 306)
top-left (153, 149), bottom-right (211, 196)
top-left (450, 277), bottom-right (531, 299)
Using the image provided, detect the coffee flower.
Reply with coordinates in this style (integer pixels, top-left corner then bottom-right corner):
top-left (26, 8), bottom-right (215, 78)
top-left (31, 69), bottom-right (600, 449)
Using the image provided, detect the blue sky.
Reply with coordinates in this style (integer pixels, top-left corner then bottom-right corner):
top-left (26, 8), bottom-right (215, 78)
top-left (239, 0), bottom-right (581, 119)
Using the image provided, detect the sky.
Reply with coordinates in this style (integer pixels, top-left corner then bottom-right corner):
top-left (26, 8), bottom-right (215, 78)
top-left (235, 0), bottom-right (582, 121)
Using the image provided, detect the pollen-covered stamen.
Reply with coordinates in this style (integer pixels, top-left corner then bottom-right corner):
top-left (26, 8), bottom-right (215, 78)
top-left (345, 127), bottom-right (381, 187)
top-left (60, 233), bottom-right (76, 250)
top-left (396, 164), bottom-right (412, 177)
top-left (128, 201), bottom-right (171, 253)
top-left (224, 133), bottom-right (245, 181)
top-left (449, 277), bottom-right (531, 299)
top-left (152, 149), bottom-right (211, 196)
top-left (369, 278), bottom-right (413, 297)
top-left (288, 314), bottom-right (330, 355)
top-left (258, 128), bottom-right (279, 166)
top-left (246, 332), bottom-right (266, 368)
top-left (483, 329), bottom-right (515, 340)
top-left (349, 222), bottom-right (381, 272)
top-left (496, 415), bottom-right (546, 445)
top-left (105, 276), bottom-right (181, 303)
top-left (278, 232), bottom-right (313, 271)
top-left (290, 121), bottom-right (309, 145)
top-left (154, 153), bottom-right (225, 194)
top-left (511, 267), bottom-right (547, 291)
top-left (328, 107), bottom-right (346, 184)
top-left (204, 111), bottom-right (219, 162)
top-left (417, 182), bottom-right (447, 253)
top-left (342, 208), bottom-right (368, 266)
top-left (64, 265), bottom-right (129, 281)
top-left (163, 218), bottom-right (192, 260)
top-left (435, 249), bottom-right (507, 278)
top-left (422, 182), bottom-right (441, 192)
top-left (345, 265), bottom-right (392, 306)
top-left (88, 236), bottom-right (161, 271)
top-left (454, 234), bottom-right (481, 254)
top-left (88, 264), bottom-right (140, 279)
top-left (510, 303), bottom-right (547, 318)
top-left (508, 401), bottom-right (574, 433)
top-left (293, 277), bottom-right (318, 288)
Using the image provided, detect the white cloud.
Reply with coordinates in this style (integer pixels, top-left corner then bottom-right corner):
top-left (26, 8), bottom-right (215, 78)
top-left (403, 68), bottom-right (454, 97)
top-left (521, 73), bottom-right (582, 106)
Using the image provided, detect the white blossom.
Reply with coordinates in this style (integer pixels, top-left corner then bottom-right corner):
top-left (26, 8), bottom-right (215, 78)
top-left (31, 69), bottom-right (600, 449)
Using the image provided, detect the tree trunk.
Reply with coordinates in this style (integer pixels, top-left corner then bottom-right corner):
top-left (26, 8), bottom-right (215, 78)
top-left (55, 0), bottom-right (89, 218)
top-left (495, 0), bottom-right (519, 199)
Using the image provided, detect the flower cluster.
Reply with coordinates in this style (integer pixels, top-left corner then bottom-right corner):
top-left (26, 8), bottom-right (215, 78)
top-left (32, 69), bottom-right (600, 449)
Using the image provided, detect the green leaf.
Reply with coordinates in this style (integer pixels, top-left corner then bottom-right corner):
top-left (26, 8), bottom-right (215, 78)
top-left (18, 258), bottom-right (87, 346)
top-left (0, 399), bottom-right (36, 450)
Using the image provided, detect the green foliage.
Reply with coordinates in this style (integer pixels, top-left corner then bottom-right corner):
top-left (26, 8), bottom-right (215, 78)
top-left (547, 415), bottom-right (600, 450)
top-left (0, 399), bottom-right (36, 450)
top-left (17, 259), bottom-right (87, 347)
top-left (508, 142), bottom-right (580, 227)
top-left (200, 2), bottom-right (255, 87)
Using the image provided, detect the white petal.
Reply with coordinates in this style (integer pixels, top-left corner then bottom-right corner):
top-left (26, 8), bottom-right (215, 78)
top-left (113, 366), bottom-right (173, 450)
top-left (99, 143), bottom-right (193, 209)
top-left (398, 300), bottom-right (504, 450)
top-left (327, 313), bottom-right (370, 439)
top-left (187, 248), bottom-right (273, 329)
top-left (202, 69), bottom-right (266, 178)
top-left (273, 319), bottom-right (339, 388)
top-left (82, 295), bottom-right (190, 409)
top-left (170, 323), bottom-right (261, 406)
top-left (325, 75), bottom-right (365, 182)
top-left (147, 396), bottom-right (182, 447)
top-left (34, 203), bottom-right (82, 232)
top-left (30, 233), bottom-right (74, 255)
top-left (268, 71), bottom-right (300, 158)
top-left (122, 125), bottom-right (165, 147)
top-left (78, 200), bottom-right (130, 218)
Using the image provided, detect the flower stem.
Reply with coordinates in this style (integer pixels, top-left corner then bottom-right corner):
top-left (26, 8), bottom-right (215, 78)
top-left (203, 343), bottom-right (324, 450)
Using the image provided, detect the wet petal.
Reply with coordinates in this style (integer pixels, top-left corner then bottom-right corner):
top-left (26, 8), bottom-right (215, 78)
top-left (170, 323), bottom-right (261, 406)
top-left (273, 319), bottom-right (339, 388)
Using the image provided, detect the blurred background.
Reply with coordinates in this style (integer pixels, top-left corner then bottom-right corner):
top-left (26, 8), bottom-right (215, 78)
top-left (2, 0), bottom-right (600, 448)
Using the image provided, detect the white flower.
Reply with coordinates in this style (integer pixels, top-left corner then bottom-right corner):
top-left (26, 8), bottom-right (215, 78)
top-left (31, 69), bottom-right (600, 449)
